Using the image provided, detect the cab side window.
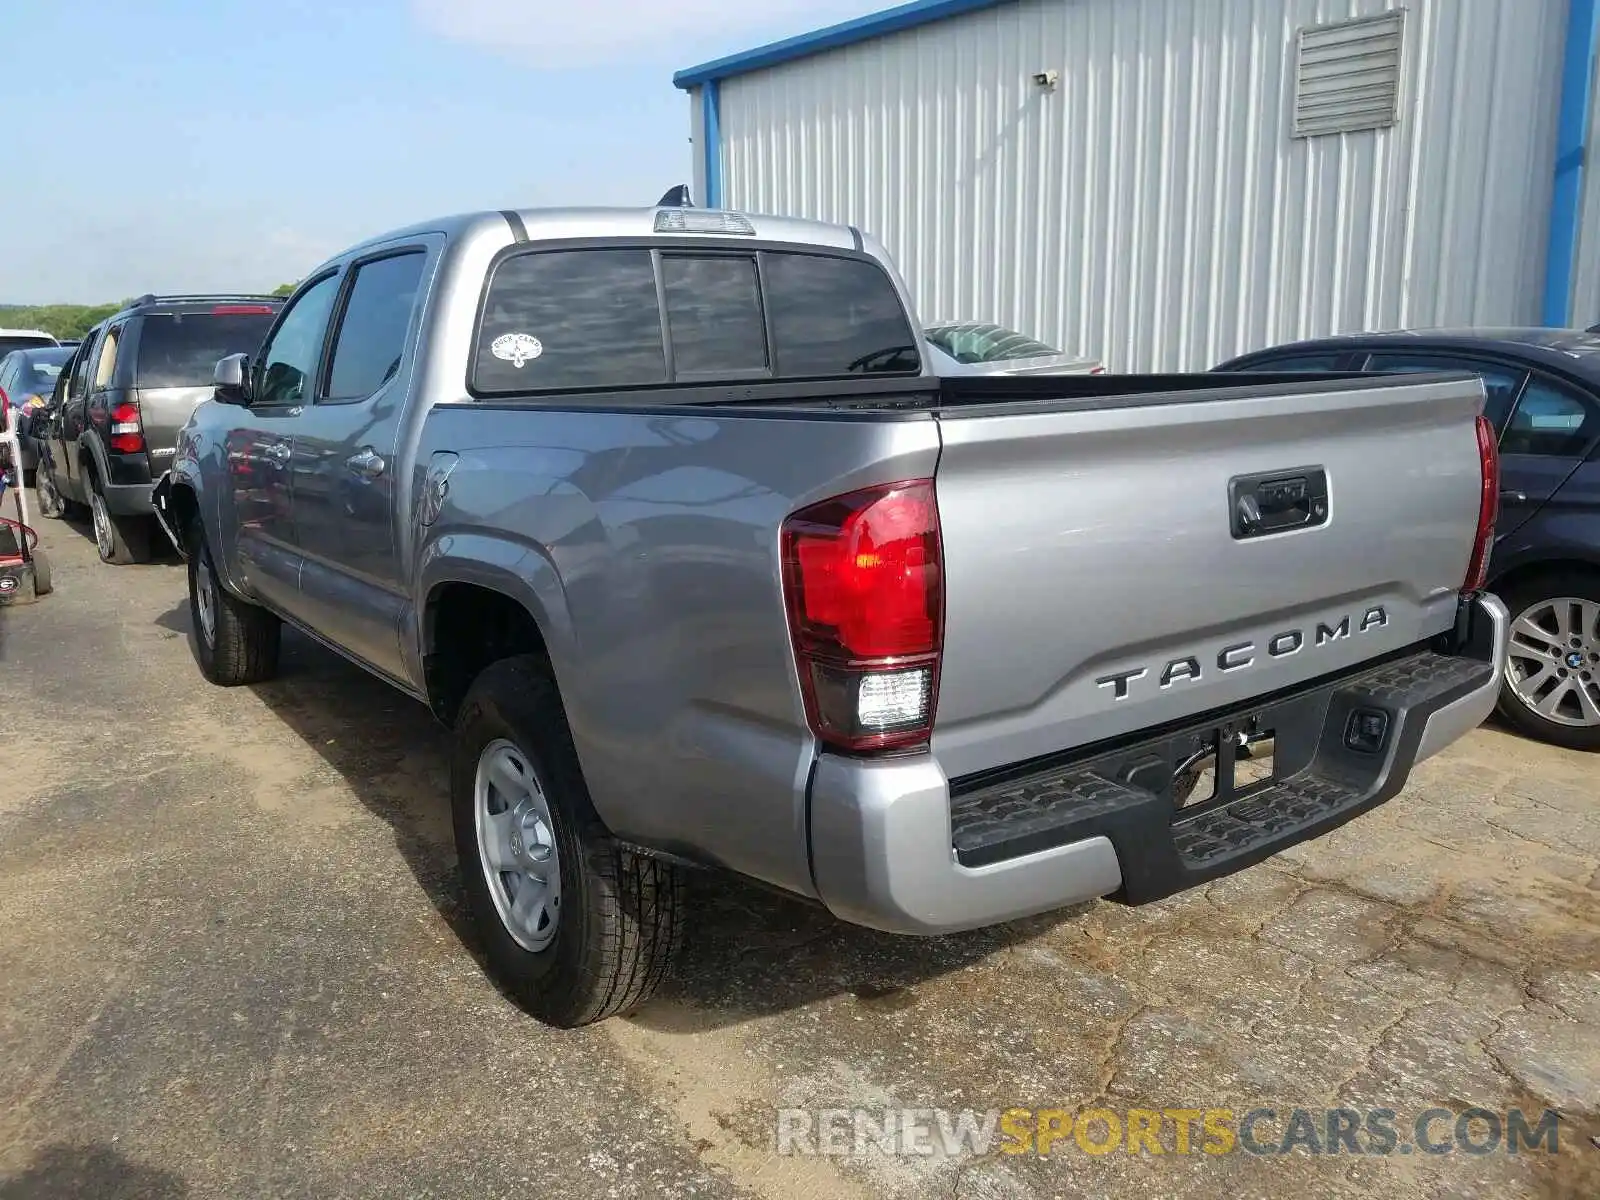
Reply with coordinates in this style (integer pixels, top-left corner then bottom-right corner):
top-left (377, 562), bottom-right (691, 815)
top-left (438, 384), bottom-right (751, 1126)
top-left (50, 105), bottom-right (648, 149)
top-left (1501, 378), bottom-right (1600, 458)
top-left (255, 274), bottom-right (341, 407)
top-left (323, 251), bottom-right (426, 401)
top-left (1362, 352), bottom-right (1526, 432)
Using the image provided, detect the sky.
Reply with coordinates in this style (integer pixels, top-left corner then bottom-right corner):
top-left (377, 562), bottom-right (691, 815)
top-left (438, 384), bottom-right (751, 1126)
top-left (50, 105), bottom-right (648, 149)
top-left (1, 0), bottom-right (874, 304)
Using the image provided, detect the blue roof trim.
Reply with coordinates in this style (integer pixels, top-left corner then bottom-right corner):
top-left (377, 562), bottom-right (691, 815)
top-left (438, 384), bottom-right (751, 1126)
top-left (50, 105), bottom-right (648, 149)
top-left (1543, 0), bottom-right (1600, 326)
top-left (673, 0), bottom-right (1012, 89)
top-left (701, 82), bottom-right (724, 208)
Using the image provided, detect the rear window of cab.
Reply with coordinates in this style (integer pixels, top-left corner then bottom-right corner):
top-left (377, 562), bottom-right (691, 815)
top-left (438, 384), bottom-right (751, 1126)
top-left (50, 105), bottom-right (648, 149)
top-left (471, 246), bottom-right (919, 396)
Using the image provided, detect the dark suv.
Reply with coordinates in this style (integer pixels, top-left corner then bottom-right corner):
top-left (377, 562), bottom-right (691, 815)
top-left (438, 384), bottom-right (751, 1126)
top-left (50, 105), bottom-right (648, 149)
top-left (1216, 328), bottom-right (1600, 751)
top-left (35, 294), bottom-right (281, 563)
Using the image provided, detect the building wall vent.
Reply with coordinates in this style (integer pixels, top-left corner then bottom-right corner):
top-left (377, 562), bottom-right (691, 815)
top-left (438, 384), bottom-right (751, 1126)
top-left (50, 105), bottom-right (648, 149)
top-left (1293, 10), bottom-right (1405, 138)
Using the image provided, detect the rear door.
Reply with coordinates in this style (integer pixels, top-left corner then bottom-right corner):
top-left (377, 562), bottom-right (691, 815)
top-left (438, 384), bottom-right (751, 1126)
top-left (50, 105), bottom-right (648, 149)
top-left (1493, 374), bottom-right (1600, 536)
top-left (286, 245), bottom-right (430, 679)
top-left (225, 275), bottom-right (341, 613)
top-left (57, 326), bottom-right (101, 500)
top-left (1358, 350), bottom-right (1598, 540)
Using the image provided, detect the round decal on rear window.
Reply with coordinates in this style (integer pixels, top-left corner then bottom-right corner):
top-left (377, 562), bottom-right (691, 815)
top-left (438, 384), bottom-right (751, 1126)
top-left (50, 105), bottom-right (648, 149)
top-left (491, 333), bottom-right (543, 368)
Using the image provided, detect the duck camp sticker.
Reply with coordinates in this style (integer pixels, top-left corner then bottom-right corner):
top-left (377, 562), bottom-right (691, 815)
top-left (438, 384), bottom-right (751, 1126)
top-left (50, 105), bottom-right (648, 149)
top-left (491, 333), bottom-right (543, 368)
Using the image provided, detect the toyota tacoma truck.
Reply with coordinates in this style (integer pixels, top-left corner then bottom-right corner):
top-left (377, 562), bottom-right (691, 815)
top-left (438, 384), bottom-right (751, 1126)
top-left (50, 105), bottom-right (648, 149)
top-left (153, 206), bottom-right (1509, 1027)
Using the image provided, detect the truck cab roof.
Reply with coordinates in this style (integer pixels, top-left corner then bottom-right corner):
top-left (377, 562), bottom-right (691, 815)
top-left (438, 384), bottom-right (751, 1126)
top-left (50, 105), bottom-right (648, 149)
top-left (330, 206), bottom-right (866, 266)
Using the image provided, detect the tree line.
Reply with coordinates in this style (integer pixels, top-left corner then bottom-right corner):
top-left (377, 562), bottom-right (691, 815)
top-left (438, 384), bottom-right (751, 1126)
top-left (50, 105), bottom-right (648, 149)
top-left (2, 284), bottom-right (297, 340)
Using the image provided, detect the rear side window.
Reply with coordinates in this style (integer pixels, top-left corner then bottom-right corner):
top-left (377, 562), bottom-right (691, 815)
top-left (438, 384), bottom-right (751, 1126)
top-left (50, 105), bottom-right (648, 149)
top-left (1363, 352), bottom-right (1526, 431)
top-left (1233, 352), bottom-right (1344, 372)
top-left (135, 312), bottom-right (276, 389)
top-left (1502, 379), bottom-right (1599, 457)
top-left (475, 249), bottom-right (666, 394)
top-left (661, 255), bottom-right (768, 375)
top-left (325, 252), bottom-right (426, 401)
top-left (763, 252), bottom-right (919, 376)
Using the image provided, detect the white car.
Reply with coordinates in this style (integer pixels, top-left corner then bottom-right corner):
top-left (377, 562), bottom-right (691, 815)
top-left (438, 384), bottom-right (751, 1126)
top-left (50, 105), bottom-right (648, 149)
top-left (924, 320), bottom-right (1102, 376)
top-left (0, 329), bottom-right (59, 358)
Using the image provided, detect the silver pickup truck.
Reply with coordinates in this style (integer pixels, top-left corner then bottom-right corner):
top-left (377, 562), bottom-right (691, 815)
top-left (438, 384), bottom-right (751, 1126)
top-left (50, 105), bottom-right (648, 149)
top-left (154, 207), bottom-right (1508, 1026)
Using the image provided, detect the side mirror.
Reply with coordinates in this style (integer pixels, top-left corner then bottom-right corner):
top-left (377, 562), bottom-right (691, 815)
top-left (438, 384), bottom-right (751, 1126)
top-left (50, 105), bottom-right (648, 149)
top-left (214, 353), bottom-right (252, 405)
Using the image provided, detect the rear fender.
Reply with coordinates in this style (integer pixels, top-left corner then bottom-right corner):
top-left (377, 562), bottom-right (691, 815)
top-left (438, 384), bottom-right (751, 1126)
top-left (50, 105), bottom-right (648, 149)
top-left (408, 531), bottom-right (579, 698)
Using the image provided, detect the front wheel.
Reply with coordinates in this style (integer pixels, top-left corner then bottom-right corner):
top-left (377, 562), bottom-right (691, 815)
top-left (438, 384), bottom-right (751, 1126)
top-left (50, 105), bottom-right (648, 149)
top-left (451, 656), bottom-right (684, 1026)
top-left (187, 518), bottom-right (281, 686)
top-left (1497, 571), bottom-right (1600, 751)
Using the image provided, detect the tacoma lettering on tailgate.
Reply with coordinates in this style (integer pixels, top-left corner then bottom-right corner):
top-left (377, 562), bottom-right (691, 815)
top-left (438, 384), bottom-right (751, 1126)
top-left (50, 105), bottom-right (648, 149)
top-left (1095, 607), bottom-right (1390, 701)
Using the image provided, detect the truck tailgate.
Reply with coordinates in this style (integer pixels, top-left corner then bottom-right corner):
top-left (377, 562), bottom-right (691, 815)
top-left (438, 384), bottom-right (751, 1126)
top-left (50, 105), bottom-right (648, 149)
top-left (930, 374), bottom-right (1486, 779)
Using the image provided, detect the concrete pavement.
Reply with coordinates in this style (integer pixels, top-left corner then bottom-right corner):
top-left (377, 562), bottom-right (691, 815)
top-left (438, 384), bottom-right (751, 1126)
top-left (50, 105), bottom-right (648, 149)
top-left (0, 513), bottom-right (1595, 1198)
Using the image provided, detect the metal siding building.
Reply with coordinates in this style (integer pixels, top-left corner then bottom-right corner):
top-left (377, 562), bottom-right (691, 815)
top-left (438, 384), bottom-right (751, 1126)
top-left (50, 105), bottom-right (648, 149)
top-left (677, 0), bottom-right (1600, 372)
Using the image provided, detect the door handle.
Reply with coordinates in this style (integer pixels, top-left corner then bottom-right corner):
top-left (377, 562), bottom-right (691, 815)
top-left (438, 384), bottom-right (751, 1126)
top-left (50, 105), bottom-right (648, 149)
top-left (346, 448), bottom-right (386, 479)
top-left (1499, 488), bottom-right (1527, 504)
top-left (263, 441), bottom-right (292, 463)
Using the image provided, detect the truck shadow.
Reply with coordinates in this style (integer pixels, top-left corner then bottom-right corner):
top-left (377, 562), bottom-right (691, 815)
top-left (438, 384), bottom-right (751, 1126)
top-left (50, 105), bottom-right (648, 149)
top-left (0, 1143), bottom-right (187, 1199)
top-left (210, 618), bottom-right (1084, 1028)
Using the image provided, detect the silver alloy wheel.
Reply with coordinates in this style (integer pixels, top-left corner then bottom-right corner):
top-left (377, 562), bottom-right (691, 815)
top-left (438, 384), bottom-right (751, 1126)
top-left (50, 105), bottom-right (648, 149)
top-left (1505, 595), bottom-right (1600, 727)
top-left (194, 549), bottom-right (217, 648)
top-left (474, 738), bottom-right (562, 952)
top-left (89, 489), bottom-right (114, 559)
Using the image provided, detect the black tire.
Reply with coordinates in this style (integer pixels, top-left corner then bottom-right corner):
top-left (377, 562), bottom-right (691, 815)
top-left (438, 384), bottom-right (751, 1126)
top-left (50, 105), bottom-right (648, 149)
top-left (451, 656), bottom-right (684, 1026)
top-left (34, 471), bottom-right (65, 520)
top-left (1494, 569), bottom-right (1600, 752)
top-left (88, 478), bottom-right (150, 565)
top-left (187, 517), bottom-right (280, 686)
top-left (30, 547), bottom-right (51, 597)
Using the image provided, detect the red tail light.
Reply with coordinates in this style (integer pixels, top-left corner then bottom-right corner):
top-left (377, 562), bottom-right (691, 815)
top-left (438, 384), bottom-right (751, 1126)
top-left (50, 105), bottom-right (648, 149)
top-left (212, 304), bottom-right (276, 315)
top-left (1463, 414), bottom-right (1499, 592)
top-left (0, 386), bottom-right (9, 429)
top-left (781, 479), bottom-right (943, 753)
top-left (109, 402), bottom-right (145, 454)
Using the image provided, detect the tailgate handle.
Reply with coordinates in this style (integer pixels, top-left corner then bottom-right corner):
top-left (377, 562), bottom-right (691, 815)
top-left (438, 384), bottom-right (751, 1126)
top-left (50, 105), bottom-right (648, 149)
top-left (1229, 467), bottom-right (1329, 540)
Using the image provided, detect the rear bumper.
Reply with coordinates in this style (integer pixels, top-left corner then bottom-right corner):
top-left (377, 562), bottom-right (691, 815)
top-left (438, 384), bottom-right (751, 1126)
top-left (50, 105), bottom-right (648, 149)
top-left (809, 594), bottom-right (1507, 935)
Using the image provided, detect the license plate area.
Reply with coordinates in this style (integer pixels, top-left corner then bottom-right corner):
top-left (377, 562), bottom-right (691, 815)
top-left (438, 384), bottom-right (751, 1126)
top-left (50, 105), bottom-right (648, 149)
top-left (1170, 716), bottom-right (1278, 822)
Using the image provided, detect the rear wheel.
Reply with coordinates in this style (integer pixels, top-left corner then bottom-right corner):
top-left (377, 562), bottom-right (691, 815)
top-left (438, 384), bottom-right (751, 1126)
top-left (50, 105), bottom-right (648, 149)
top-left (1497, 570), bottom-right (1600, 752)
top-left (187, 517), bottom-right (280, 685)
top-left (451, 656), bottom-right (684, 1026)
top-left (88, 477), bottom-right (150, 565)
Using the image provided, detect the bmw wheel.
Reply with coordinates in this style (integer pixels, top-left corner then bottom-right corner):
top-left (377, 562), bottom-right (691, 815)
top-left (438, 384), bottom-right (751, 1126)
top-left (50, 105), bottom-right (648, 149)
top-left (1497, 571), bottom-right (1600, 751)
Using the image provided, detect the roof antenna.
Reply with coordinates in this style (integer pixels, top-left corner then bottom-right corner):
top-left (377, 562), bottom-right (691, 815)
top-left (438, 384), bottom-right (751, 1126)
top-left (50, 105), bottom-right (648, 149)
top-left (657, 184), bottom-right (693, 208)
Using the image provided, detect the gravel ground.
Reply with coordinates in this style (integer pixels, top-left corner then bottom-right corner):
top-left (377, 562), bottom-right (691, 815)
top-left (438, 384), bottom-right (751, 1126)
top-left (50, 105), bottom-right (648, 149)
top-left (0, 512), bottom-right (1596, 1199)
